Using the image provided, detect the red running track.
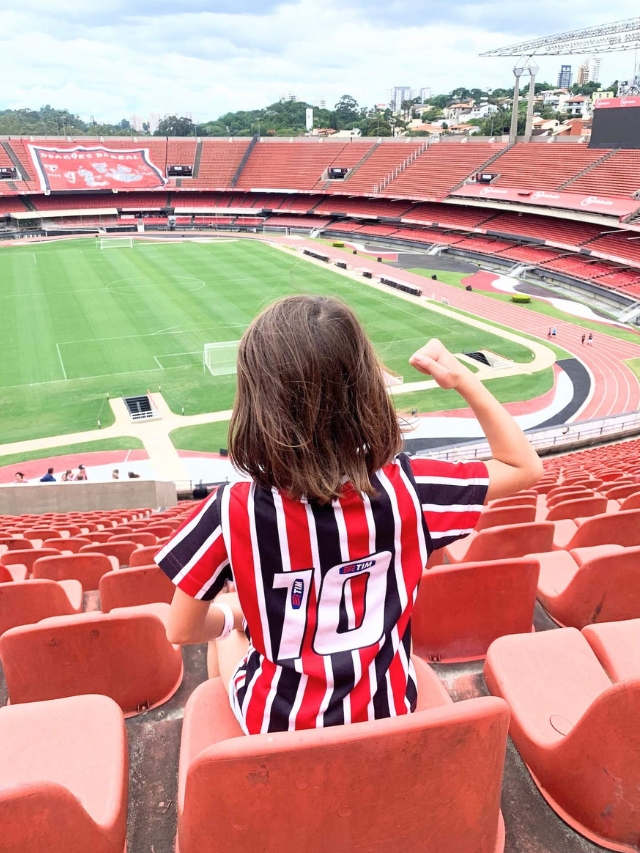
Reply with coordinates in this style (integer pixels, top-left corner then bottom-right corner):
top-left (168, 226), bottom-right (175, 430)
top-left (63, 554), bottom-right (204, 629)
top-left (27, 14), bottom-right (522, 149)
top-left (266, 235), bottom-right (640, 421)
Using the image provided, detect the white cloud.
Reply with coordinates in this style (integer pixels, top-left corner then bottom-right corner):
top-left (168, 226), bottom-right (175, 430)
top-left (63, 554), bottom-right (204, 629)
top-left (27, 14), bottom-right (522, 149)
top-left (0, 1), bottom-right (637, 122)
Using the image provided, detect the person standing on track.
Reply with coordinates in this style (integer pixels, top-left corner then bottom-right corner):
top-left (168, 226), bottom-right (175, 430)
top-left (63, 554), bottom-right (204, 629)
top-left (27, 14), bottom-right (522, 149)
top-left (156, 295), bottom-right (542, 735)
top-left (581, 333), bottom-right (586, 345)
top-left (587, 332), bottom-right (594, 346)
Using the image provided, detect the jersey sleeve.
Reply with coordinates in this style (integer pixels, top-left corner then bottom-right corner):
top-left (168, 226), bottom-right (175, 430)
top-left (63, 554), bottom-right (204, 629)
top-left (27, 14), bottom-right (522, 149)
top-left (409, 457), bottom-right (490, 550)
top-left (154, 487), bottom-right (232, 600)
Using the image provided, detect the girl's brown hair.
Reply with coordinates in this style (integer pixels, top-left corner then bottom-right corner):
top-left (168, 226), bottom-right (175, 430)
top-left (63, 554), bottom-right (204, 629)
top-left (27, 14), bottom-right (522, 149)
top-left (229, 295), bottom-right (402, 503)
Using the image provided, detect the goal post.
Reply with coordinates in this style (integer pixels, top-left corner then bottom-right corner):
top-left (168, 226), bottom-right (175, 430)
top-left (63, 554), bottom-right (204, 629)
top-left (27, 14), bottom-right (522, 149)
top-left (99, 237), bottom-right (134, 249)
top-left (203, 341), bottom-right (240, 377)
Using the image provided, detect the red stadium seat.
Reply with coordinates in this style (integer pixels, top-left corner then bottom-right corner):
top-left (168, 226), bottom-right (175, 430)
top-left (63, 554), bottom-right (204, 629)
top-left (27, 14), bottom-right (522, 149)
top-left (545, 488), bottom-right (593, 509)
top-left (535, 545), bottom-right (640, 628)
top-left (0, 536), bottom-right (33, 551)
top-left (0, 548), bottom-right (62, 575)
top-left (475, 505), bottom-right (536, 531)
top-left (144, 524), bottom-right (175, 539)
top-left (412, 558), bottom-right (539, 662)
top-left (99, 566), bottom-right (175, 612)
top-left (176, 664), bottom-right (509, 853)
top-left (0, 605), bottom-right (182, 716)
top-left (443, 522), bottom-right (554, 564)
top-left (42, 536), bottom-right (93, 552)
top-left (552, 508), bottom-right (640, 550)
top-left (0, 694), bottom-right (128, 853)
top-left (542, 496), bottom-right (608, 522)
top-left (130, 545), bottom-right (162, 567)
top-left (582, 618), bottom-right (640, 682)
top-left (108, 532), bottom-right (157, 547)
top-left (601, 484), bottom-right (640, 502)
top-left (0, 563), bottom-right (28, 583)
top-left (32, 552), bottom-right (115, 591)
top-left (0, 579), bottom-right (82, 636)
top-left (80, 541), bottom-right (139, 568)
top-left (485, 628), bottom-right (640, 851)
top-left (487, 495), bottom-right (537, 510)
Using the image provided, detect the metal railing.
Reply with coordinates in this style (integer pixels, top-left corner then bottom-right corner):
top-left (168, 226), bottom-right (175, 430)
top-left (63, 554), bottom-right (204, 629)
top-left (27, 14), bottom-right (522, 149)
top-left (373, 139), bottom-right (431, 194)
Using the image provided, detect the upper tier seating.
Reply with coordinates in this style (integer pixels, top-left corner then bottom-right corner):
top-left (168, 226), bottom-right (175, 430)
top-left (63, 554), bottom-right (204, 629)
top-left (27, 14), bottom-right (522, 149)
top-left (489, 144), bottom-right (608, 192)
top-left (0, 694), bottom-right (128, 853)
top-left (403, 202), bottom-right (497, 229)
top-left (236, 140), bottom-right (374, 191)
top-left (339, 141), bottom-right (425, 193)
top-left (383, 142), bottom-right (506, 199)
top-left (188, 140), bottom-right (252, 188)
top-left (566, 149), bottom-right (640, 198)
top-left (176, 665), bottom-right (509, 853)
top-left (485, 628), bottom-right (640, 851)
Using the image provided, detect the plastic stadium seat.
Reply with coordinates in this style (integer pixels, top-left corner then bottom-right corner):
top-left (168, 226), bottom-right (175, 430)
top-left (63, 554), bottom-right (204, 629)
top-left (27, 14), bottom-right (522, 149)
top-left (144, 524), bottom-right (176, 538)
top-left (130, 545), bottom-right (163, 567)
top-left (0, 562), bottom-right (28, 583)
top-left (80, 541), bottom-right (139, 567)
top-left (0, 536), bottom-right (33, 550)
top-left (535, 545), bottom-right (640, 628)
top-left (618, 491), bottom-right (640, 511)
top-left (22, 528), bottom-right (64, 542)
top-left (32, 552), bottom-right (115, 591)
top-left (582, 618), bottom-right (640, 682)
top-left (542, 496), bottom-right (608, 522)
top-left (176, 665), bottom-right (509, 853)
top-left (85, 531), bottom-right (117, 543)
top-left (0, 604), bottom-right (183, 715)
top-left (0, 579), bottom-right (82, 636)
top-left (99, 566), bottom-right (175, 612)
top-left (109, 532), bottom-right (157, 547)
top-left (444, 522), bottom-right (554, 564)
top-left (484, 628), bottom-right (640, 851)
top-left (475, 505), bottom-right (536, 531)
top-left (43, 536), bottom-right (93, 552)
top-left (412, 557), bottom-right (539, 662)
top-left (545, 488), bottom-right (594, 509)
top-left (487, 495), bottom-right (537, 510)
top-left (0, 547), bottom-right (62, 575)
top-left (602, 484), bottom-right (640, 501)
top-left (552, 508), bottom-right (640, 551)
top-left (0, 694), bottom-right (128, 853)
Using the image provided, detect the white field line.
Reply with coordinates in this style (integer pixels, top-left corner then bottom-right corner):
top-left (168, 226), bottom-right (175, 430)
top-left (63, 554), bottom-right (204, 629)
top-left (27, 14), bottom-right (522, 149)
top-left (55, 343), bottom-right (68, 381)
top-left (33, 253), bottom-right (37, 265)
top-left (153, 356), bottom-right (165, 370)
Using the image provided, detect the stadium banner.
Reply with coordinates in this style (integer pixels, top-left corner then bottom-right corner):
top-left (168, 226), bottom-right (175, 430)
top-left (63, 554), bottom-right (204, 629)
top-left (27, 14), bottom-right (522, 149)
top-left (594, 97), bottom-right (640, 109)
top-left (27, 145), bottom-right (168, 193)
top-left (451, 184), bottom-right (640, 217)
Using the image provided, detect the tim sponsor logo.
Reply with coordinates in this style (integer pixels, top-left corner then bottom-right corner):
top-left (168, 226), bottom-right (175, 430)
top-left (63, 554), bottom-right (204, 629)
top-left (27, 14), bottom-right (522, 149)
top-left (291, 579), bottom-right (305, 609)
top-left (340, 559), bottom-right (374, 575)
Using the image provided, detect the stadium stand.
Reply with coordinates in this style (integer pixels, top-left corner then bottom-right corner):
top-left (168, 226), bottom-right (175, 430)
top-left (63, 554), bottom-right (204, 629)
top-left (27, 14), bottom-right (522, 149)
top-left (488, 144), bottom-right (610, 192)
top-left (235, 139), bottom-right (374, 191)
top-left (188, 139), bottom-right (252, 188)
top-left (337, 140), bottom-right (424, 193)
top-left (382, 141), bottom-right (506, 199)
top-left (565, 149), bottom-right (640, 197)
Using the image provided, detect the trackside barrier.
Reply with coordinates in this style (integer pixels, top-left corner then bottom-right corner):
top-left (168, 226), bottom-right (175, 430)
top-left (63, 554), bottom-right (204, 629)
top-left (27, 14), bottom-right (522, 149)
top-left (302, 249), bottom-right (330, 262)
top-left (417, 409), bottom-right (640, 463)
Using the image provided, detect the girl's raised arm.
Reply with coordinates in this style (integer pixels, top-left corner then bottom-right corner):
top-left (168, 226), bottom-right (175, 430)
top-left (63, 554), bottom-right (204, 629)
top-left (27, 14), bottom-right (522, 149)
top-left (410, 339), bottom-right (543, 501)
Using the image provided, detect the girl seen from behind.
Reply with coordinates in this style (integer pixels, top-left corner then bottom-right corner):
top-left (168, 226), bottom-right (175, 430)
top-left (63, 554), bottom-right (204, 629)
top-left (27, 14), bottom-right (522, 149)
top-left (157, 295), bottom-right (542, 734)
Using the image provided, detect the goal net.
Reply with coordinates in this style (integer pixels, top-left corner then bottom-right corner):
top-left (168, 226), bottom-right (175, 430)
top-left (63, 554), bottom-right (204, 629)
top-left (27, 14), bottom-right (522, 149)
top-left (99, 237), bottom-right (134, 249)
top-left (203, 341), bottom-right (240, 377)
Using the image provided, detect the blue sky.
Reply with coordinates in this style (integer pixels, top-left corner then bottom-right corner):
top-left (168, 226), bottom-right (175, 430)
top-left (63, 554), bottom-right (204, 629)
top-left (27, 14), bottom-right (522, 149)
top-left (0, 1), bottom-right (638, 123)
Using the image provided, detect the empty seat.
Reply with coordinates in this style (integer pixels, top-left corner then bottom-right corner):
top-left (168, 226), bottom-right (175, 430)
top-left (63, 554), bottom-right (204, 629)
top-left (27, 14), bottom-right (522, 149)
top-left (475, 505), bottom-right (536, 531)
top-left (22, 528), bottom-right (63, 542)
top-left (80, 541), bottom-right (139, 568)
top-left (108, 532), bottom-right (157, 547)
top-left (536, 545), bottom-right (640, 628)
top-left (99, 566), bottom-right (175, 612)
top-left (0, 694), bottom-right (128, 853)
top-left (0, 604), bottom-right (183, 715)
top-left (583, 618), bottom-right (640, 681)
top-left (32, 552), bottom-right (115, 591)
top-left (0, 536), bottom-right (33, 551)
top-left (542, 496), bottom-right (607, 522)
top-left (86, 531), bottom-right (117, 543)
top-left (487, 495), bottom-right (537, 510)
top-left (444, 522), bottom-right (554, 564)
top-left (485, 628), bottom-right (640, 851)
top-left (144, 524), bottom-right (175, 538)
top-left (0, 562), bottom-right (28, 583)
top-left (412, 558), bottom-right (539, 662)
top-left (601, 484), bottom-right (640, 501)
top-left (0, 547), bottom-right (62, 575)
top-left (176, 668), bottom-right (509, 853)
top-left (552, 508), bottom-right (640, 550)
top-left (0, 579), bottom-right (82, 636)
top-left (130, 545), bottom-right (161, 567)
top-left (43, 536), bottom-right (93, 552)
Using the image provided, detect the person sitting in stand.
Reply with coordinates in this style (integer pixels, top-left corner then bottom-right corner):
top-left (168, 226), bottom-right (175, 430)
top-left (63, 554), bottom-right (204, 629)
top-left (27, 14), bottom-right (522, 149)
top-left (156, 295), bottom-right (542, 735)
top-left (75, 464), bottom-right (88, 481)
top-left (13, 472), bottom-right (27, 484)
top-left (112, 469), bottom-right (120, 480)
top-left (40, 467), bottom-right (56, 482)
top-left (61, 469), bottom-right (73, 482)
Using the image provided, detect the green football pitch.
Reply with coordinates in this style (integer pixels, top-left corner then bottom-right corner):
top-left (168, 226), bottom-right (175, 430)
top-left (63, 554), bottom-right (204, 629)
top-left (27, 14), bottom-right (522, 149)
top-left (0, 237), bottom-right (541, 445)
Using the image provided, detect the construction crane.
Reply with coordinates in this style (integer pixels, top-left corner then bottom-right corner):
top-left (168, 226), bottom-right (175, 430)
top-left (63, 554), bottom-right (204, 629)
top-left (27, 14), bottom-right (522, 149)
top-left (481, 17), bottom-right (640, 57)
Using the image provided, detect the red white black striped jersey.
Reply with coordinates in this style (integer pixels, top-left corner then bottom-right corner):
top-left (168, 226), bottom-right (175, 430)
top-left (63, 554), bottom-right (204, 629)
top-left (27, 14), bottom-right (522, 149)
top-left (156, 454), bottom-right (488, 734)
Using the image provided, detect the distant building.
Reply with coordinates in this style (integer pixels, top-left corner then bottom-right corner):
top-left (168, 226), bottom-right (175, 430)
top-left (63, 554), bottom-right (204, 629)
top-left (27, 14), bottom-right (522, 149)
top-left (564, 95), bottom-right (589, 117)
top-left (148, 113), bottom-right (161, 133)
top-left (558, 65), bottom-right (573, 88)
top-left (280, 93), bottom-right (298, 102)
top-left (130, 115), bottom-right (144, 132)
top-left (589, 57), bottom-right (601, 84)
top-left (418, 87), bottom-right (432, 103)
top-left (577, 63), bottom-right (590, 86)
top-left (390, 86), bottom-right (413, 113)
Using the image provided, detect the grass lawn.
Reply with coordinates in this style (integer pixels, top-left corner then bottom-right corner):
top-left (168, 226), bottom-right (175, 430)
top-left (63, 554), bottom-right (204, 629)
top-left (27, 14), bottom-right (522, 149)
top-left (0, 437), bottom-right (144, 469)
top-left (170, 365), bottom-right (554, 453)
top-left (0, 239), bottom-right (542, 445)
top-left (625, 358), bottom-right (640, 382)
top-left (409, 267), bottom-right (640, 346)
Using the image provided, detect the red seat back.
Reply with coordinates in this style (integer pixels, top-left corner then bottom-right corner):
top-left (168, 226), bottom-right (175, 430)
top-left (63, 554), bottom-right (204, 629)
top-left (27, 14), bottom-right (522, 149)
top-left (33, 553), bottom-right (113, 590)
top-left (99, 566), bottom-right (175, 611)
top-left (0, 580), bottom-right (77, 636)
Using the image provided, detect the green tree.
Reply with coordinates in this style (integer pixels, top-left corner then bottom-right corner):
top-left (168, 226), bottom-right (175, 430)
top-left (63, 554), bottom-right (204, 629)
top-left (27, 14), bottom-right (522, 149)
top-left (154, 115), bottom-right (195, 136)
top-left (334, 95), bottom-right (359, 128)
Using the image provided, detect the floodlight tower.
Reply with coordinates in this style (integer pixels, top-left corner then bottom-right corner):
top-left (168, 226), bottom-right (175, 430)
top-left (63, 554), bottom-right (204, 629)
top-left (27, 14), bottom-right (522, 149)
top-left (509, 57), bottom-right (539, 143)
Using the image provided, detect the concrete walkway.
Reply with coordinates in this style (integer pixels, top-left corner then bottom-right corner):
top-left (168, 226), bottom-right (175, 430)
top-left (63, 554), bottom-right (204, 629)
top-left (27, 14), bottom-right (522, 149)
top-left (0, 237), bottom-right (557, 479)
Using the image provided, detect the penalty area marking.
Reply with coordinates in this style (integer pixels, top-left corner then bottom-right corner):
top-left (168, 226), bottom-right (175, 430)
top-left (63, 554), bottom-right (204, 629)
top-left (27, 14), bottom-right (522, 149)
top-left (55, 343), bottom-right (68, 381)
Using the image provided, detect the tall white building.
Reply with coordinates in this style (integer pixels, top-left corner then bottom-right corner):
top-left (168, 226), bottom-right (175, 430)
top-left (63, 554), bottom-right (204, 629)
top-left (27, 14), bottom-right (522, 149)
top-left (130, 115), bottom-right (144, 132)
top-left (390, 86), bottom-right (412, 113)
top-left (148, 113), bottom-right (161, 133)
top-left (418, 87), bottom-right (432, 103)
